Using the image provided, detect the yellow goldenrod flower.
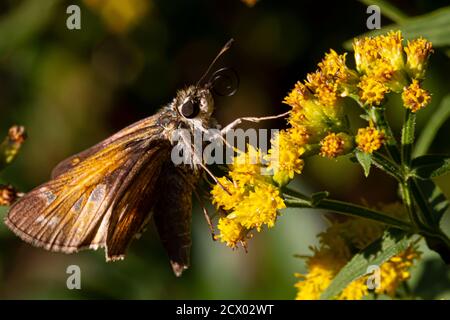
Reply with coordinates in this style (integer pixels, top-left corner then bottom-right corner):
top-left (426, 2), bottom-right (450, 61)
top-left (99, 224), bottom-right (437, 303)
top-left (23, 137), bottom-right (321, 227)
top-left (404, 38), bottom-right (433, 80)
top-left (283, 48), bottom-right (362, 147)
top-left (211, 177), bottom-right (245, 211)
top-left (378, 31), bottom-right (405, 73)
top-left (319, 132), bottom-right (353, 158)
top-left (317, 50), bottom-right (359, 98)
top-left (318, 50), bottom-right (356, 84)
top-left (356, 126), bottom-right (385, 153)
top-left (211, 146), bottom-right (287, 246)
top-left (318, 50), bottom-right (346, 77)
top-left (295, 247), bottom-right (367, 300)
top-left (284, 85), bottom-right (346, 142)
top-left (354, 31), bottom-right (404, 73)
top-left (358, 76), bottom-right (389, 106)
top-left (306, 70), bottom-right (339, 107)
top-left (295, 203), bottom-right (420, 300)
top-left (376, 246), bottom-right (421, 296)
top-left (295, 248), bottom-right (347, 300)
top-left (402, 79), bottom-right (431, 112)
top-left (266, 130), bottom-right (305, 186)
top-left (231, 183), bottom-right (286, 231)
top-left (287, 126), bottom-right (310, 146)
top-left (353, 36), bottom-right (379, 75)
top-left (283, 81), bottom-right (311, 109)
top-left (230, 145), bottom-right (265, 186)
top-left (339, 278), bottom-right (369, 300)
top-left (353, 31), bottom-right (408, 92)
top-left (215, 217), bottom-right (249, 248)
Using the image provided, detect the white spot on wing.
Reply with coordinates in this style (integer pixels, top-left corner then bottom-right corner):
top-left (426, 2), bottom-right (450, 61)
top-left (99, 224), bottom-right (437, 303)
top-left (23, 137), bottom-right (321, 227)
top-left (42, 189), bottom-right (56, 205)
top-left (89, 184), bottom-right (106, 203)
top-left (48, 216), bottom-right (60, 226)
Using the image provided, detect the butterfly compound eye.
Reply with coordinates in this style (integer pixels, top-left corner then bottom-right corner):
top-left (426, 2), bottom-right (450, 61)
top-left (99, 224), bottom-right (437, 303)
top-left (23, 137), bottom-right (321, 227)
top-left (180, 100), bottom-right (200, 118)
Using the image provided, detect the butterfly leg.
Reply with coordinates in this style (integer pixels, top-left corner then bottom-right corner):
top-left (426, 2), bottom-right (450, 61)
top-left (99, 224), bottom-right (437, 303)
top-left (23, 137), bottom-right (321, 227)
top-left (193, 188), bottom-right (215, 240)
top-left (219, 111), bottom-right (289, 136)
top-left (209, 111), bottom-right (290, 154)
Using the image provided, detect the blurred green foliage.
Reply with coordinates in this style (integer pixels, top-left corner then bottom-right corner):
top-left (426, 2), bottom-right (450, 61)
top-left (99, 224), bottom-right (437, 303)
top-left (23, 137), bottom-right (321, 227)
top-left (0, 0), bottom-right (449, 299)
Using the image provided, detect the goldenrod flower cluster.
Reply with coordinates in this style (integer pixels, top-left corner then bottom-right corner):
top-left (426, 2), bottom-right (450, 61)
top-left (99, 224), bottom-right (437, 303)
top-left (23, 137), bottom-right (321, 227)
top-left (211, 146), bottom-right (286, 248)
top-left (281, 31), bottom-right (433, 160)
top-left (211, 31), bottom-right (433, 248)
top-left (356, 125), bottom-right (386, 154)
top-left (402, 79), bottom-right (432, 112)
top-left (295, 203), bottom-right (421, 300)
top-left (353, 31), bottom-right (433, 112)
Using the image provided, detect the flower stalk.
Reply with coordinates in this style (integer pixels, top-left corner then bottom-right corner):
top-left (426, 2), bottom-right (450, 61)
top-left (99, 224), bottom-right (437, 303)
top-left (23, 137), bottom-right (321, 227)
top-left (283, 188), bottom-right (415, 233)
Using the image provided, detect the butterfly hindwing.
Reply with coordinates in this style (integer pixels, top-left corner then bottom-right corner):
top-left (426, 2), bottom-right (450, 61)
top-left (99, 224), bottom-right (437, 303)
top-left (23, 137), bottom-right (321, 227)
top-left (153, 163), bottom-right (200, 276)
top-left (105, 147), bottom-right (170, 260)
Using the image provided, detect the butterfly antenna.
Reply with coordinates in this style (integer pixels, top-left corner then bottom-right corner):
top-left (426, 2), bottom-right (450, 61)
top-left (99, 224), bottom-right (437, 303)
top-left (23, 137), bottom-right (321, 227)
top-left (196, 39), bottom-right (234, 87)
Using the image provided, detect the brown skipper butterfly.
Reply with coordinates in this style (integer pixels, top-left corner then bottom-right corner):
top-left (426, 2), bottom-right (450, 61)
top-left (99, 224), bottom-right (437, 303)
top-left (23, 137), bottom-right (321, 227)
top-left (5, 40), bottom-right (235, 276)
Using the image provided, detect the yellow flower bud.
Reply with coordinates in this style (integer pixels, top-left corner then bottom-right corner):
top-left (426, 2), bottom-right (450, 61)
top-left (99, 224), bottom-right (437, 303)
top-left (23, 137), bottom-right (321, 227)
top-left (404, 38), bottom-right (433, 80)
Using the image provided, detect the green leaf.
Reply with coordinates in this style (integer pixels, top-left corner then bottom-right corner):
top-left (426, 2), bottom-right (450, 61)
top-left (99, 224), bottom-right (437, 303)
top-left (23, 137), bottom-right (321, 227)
top-left (355, 150), bottom-right (372, 177)
top-left (413, 179), bottom-right (449, 224)
top-left (343, 6), bottom-right (450, 49)
top-left (415, 95), bottom-right (450, 157)
top-left (320, 230), bottom-right (413, 300)
top-left (411, 154), bottom-right (450, 179)
top-left (409, 177), bottom-right (450, 261)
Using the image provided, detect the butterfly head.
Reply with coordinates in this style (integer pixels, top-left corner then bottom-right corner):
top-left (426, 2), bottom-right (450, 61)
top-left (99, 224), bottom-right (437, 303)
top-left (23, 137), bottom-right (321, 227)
top-left (171, 39), bottom-right (235, 130)
top-left (173, 86), bottom-right (214, 128)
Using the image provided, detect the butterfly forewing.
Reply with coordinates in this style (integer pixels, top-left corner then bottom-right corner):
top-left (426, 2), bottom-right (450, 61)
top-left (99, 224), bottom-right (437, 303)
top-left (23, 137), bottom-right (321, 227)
top-left (5, 112), bottom-right (172, 257)
top-left (51, 115), bottom-right (169, 179)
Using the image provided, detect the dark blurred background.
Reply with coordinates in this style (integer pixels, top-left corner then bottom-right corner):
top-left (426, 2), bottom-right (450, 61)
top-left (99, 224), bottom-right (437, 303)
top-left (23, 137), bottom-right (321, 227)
top-left (0, 0), bottom-right (449, 299)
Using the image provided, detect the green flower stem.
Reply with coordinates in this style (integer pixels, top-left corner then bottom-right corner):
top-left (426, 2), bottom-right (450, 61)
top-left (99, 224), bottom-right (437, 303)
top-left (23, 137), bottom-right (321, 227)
top-left (400, 181), bottom-right (424, 230)
top-left (399, 109), bottom-right (441, 233)
top-left (370, 141), bottom-right (428, 230)
top-left (401, 109), bottom-right (415, 168)
top-left (369, 107), bottom-right (401, 164)
top-left (410, 179), bottom-right (437, 228)
top-left (283, 188), bottom-right (415, 233)
top-left (283, 189), bottom-right (450, 247)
